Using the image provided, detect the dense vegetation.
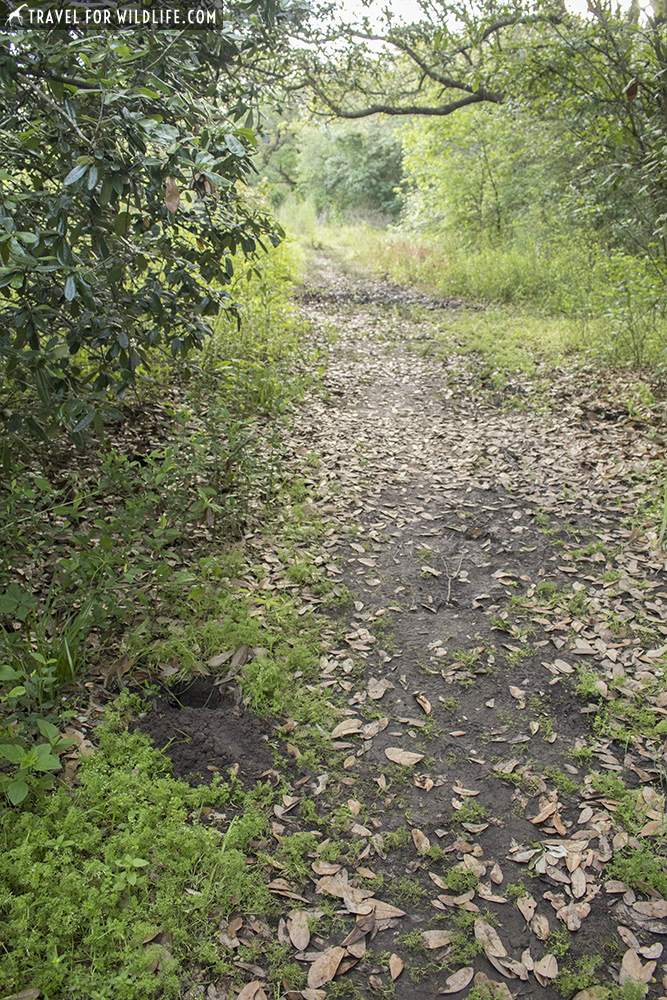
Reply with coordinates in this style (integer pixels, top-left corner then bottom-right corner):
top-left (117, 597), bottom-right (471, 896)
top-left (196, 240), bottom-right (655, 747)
top-left (269, 0), bottom-right (667, 370)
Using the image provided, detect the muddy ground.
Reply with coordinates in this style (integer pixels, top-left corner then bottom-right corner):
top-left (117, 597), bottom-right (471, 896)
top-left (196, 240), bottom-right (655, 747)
top-left (141, 252), bottom-right (667, 1000)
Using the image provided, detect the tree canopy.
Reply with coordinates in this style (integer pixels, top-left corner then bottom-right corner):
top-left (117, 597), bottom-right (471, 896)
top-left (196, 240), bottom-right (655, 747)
top-left (0, 1), bottom-right (291, 449)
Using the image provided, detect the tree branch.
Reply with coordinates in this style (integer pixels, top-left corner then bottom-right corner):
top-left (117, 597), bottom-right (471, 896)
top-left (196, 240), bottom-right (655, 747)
top-left (309, 83), bottom-right (501, 118)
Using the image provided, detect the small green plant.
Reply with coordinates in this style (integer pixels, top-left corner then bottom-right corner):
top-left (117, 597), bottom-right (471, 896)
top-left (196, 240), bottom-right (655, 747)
top-left (441, 867), bottom-right (480, 894)
top-left (554, 954), bottom-right (603, 998)
top-left (505, 881), bottom-right (528, 900)
top-left (547, 925), bottom-right (572, 960)
top-left (384, 827), bottom-right (411, 851)
top-left (390, 878), bottom-right (427, 903)
top-left (0, 718), bottom-right (75, 804)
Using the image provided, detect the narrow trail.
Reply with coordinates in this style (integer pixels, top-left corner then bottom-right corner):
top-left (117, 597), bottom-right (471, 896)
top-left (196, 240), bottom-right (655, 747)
top-left (279, 251), bottom-right (667, 999)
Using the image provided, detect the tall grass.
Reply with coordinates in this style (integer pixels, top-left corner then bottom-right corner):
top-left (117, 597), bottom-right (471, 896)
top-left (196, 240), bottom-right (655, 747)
top-left (307, 218), bottom-right (667, 372)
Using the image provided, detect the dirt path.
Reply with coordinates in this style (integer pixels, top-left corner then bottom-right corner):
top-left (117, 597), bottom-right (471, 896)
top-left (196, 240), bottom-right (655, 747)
top-left (281, 252), bottom-right (667, 999)
top-left (143, 250), bottom-right (667, 1000)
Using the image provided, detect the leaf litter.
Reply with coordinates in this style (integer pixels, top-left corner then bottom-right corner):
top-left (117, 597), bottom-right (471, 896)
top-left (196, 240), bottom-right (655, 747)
top-left (137, 253), bottom-right (667, 999)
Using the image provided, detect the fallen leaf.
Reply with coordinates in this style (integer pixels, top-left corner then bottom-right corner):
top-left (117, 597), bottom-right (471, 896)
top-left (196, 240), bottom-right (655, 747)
top-left (412, 828), bottom-right (431, 854)
top-left (530, 913), bottom-right (550, 940)
top-left (287, 910), bottom-right (310, 952)
top-left (509, 685), bottom-right (525, 705)
top-left (531, 800), bottom-right (557, 824)
top-left (517, 895), bottom-right (537, 921)
top-left (237, 982), bottom-right (267, 1000)
top-left (414, 691), bottom-right (432, 714)
top-left (633, 899), bottom-right (667, 918)
top-left (389, 954), bottom-right (404, 980)
top-left (534, 954), bottom-right (558, 982)
top-left (384, 747), bottom-right (424, 766)
top-left (620, 948), bottom-right (656, 985)
top-left (639, 942), bottom-right (663, 959)
top-left (371, 899), bottom-right (406, 920)
top-left (474, 919), bottom-right (507, 958)
top-left (307, 947), bottom-right (345, 989)
top-left (473, 971), bottom-right (513, 998)
top-left (367, 677), bottom-right (394, 700)
top-left (494, 758), bottom-right (520, 774)
top-left (423, 929), bottom-right (457, 949)
top-left (331, 718), bottom-right (362, 739)
top-left (439, 967), bottom-right (474, 993)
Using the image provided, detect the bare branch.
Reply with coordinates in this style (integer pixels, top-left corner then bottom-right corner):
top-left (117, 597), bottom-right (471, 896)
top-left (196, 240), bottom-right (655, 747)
top-left (309, 82), bottom-right (501, 118)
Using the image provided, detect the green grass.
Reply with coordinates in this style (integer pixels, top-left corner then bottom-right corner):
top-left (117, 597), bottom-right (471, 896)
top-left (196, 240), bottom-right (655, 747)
top-left (0, 712), bottom-right (273, 999)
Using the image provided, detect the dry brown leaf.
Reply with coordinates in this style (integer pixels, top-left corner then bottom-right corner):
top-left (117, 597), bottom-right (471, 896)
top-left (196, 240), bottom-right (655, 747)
top-left (490, 863), bottom-right (504, 885)
top-left (237, 982), bottom-right (267, 1000)
top-left (496, 957), bottom-right (529, 980)
top-left (412, 828), bottom-right (431, 855)
top-left (367, 677), bottom-right (393, 700)
top-left (439, 967), bottom-right (474, 993)
top-left (494, 758), bottom-right (520, 774)
top-left (571, 867), bottom-right (587, 899)
top-left (346, 937), bottom-right (366, 959)
top-left (618, 926), bottom-right (640, 950)
top-left (639, 942), bottom-right (663, 959)
top-left (389, 954), bottom-right (404, 980)
top-left (371, 899), bottom-right (406, 919)
top-left (633, 899), bottom-right (667, 918)
top-left (384, 747), bottom-right (424, 766)
top-left (307, 947), bottom-right (345, 989)
top-left (414, 691), bottom-right (432, 714)
top-left (620, 948), bottom-right (656, 985)
top-left (517, 895), bottom-right (537, 921)
top-left (558, 901), bottom-right (590, 931)
top-left (474, 919), bottom-right (507, 958)
top-left (331, 718), bottom-right (362, 739)
top-left (473, 971), bottom-right (513, 999)
top-left (414, 774), bottom-right (435, 791)
top-left (509, 685), bottom-right (525, 705)
top-left (531, 800), bottom-right (558, 824)
top-left (477, 883), bottom-right (508, 904)
top-left (287, 910), bottom-right (310, 952)
top-left (165, 177), bottom-right (180, 213)
top-left (422, 929), bottom-right (457, 949)
top-left (531, 913), bottom-right (550, 940)
top-left (534, 954), bottom-right (558, 981)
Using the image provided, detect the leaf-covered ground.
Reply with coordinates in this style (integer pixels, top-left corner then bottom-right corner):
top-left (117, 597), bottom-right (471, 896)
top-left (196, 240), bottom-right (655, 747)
top-left (139, 250), bottom-right (667, 1000)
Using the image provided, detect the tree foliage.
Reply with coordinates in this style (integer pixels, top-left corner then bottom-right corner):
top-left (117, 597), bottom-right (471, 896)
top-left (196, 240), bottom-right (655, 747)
top-left (0, 4), bottom-right (287, 448)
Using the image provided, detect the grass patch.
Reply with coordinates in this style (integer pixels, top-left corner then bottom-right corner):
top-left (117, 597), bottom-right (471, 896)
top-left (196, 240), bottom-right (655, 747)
top-left (0, 713), bottom-right (273, 999)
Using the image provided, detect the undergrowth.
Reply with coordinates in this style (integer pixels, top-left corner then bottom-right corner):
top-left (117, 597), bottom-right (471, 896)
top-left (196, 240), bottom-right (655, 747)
top-left (0, 707), bottom-right (273, 999)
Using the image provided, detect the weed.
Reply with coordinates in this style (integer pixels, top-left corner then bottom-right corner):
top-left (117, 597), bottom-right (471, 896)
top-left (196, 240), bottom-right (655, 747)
top-left (440, 867), bottom-right (480, 894)
top-left (548, 925), bottom-right (572, 960)
top-left (554, 954), bottom-right (603, 997)
top-left (440, 696), bottom-right (460, 712)
top-left (544, 766), bottom-right (580, 796)
top-left (401, 930), bottom-right (428, 953)
top-left (609, 847), bottom-right (667, 898)
top-left (505, 881), bottom-right (529, 900)
top-left (0, 721), bottom-right (272, 998)
top-left (390, 878), bottom-right (427, 904)
top-left (384, 827), bottom-right (411, 851)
